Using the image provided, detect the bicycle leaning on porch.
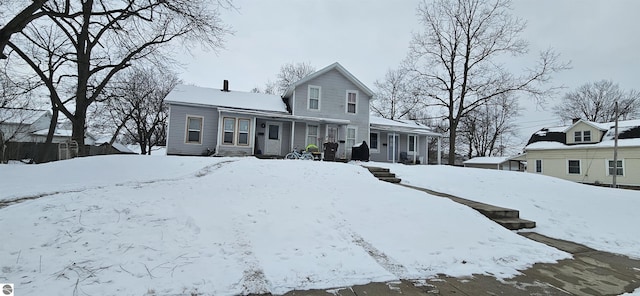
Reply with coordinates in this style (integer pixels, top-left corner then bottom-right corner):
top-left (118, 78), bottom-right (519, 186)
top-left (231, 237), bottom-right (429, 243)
top-left (285, 147), bottom-right (314, 160)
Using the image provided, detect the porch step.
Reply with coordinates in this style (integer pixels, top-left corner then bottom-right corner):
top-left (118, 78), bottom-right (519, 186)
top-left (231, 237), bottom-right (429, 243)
top-left (494, 218), bottom-right (536, 230)
top-left (364, 166), bottom-right (402, 183)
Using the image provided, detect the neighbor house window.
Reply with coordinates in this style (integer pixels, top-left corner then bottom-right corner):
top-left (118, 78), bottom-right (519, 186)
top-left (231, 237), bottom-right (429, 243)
top-left (535, 160), bottom-right (542, 173)
top-left (346, 91), bottom-right (357, 114)
top-left (308, 85), bottom-right (320, 110)
top-left (238, 119), bottom-right (250, 146)
top-left (307, 125), bottom-right (319, 146)
top-left (186, 116), bottom-right (203, 144)
top-left (568, 160), bottom-right (581, 174)
top-left (574, 131), bottom-right (592, 142)
top-left (370, 132), bottom-right (379, 151)
top-left (574, 131), bottom-right (582, 142)
top-left (408, 135), bottom-right (416, 152)
top-left (607, 159), bottom-right (624, 176)
top-left (346, 127), bottom-right (356, 148)
top-left (223, 117), bottom-right (235, 144)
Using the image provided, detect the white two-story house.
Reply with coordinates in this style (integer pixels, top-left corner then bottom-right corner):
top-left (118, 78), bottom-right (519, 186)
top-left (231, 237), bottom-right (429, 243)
top-left (165, 62), bottom-right (442, 163)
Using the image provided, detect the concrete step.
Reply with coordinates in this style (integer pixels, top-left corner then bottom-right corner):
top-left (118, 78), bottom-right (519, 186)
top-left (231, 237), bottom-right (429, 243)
top-left (365, 166), bottom-right (390, 173)
top-left (371, 171), bottom-right (396, 178)
top-left (378, 177), bottom-right (402, 183)
top-left (494, 218), bottom-right (536, 230)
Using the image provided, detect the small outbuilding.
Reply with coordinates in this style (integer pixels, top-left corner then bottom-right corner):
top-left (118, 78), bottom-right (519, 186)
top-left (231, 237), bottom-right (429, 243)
top-left (463, 156), bottom-right (525, 171)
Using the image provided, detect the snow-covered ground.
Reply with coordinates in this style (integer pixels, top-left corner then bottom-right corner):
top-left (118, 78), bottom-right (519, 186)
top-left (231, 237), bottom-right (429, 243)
top-left (374, 162), bottom-right (640, 259)
top-left (0, 156), bottom-right (572, 295)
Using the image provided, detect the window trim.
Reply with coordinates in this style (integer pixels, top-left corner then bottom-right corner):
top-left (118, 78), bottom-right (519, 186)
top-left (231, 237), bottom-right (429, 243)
top-left (583, 130), bottom-right (592, 142)
top-left (535, 159), bottom-right (542, 173)
top-left (574, 131), bottom-right (582, 142)
top-left (308, 85), bottom-right (321, 111)
top-left (567, 159), bottom-right (581, 175)
top-left (345, 90), bottom-right (358, 114)
top-left (237, 118), bottom-right (251, 146)
top-left (185, 115), bottom-right (204, 145)
top-left (606, 159), bottom-right (624, 176)
top-left (369, 132), bottom-right (379, 153)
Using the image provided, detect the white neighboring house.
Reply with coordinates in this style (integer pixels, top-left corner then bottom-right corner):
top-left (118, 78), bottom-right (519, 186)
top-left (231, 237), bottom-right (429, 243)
top-left (463, 156), bottom-right (525, 171)
top-left (518, 118), bottom-right (640, 187)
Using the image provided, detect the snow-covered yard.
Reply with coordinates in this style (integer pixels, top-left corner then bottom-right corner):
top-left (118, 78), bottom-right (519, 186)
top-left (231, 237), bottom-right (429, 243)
top-left (0, 156), bottom-right (635, 295)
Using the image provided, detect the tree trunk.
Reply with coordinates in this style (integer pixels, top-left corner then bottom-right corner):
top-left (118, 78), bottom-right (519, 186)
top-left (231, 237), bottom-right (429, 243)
top-left (45, 107), bottom-right (58, 144)
top-left (448, 122), bottom-right (457, 165)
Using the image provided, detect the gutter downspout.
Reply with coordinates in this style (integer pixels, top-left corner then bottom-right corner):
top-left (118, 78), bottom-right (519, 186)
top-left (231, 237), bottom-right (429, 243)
top-left (392, 132), bottom-right (396, 163)
top-left (291, 120), bottom-right (295, 153)
top-left (413, 135), bottom-right (417, 164)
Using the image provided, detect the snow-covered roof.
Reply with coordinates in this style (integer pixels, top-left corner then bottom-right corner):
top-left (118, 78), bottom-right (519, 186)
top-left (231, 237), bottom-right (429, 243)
top-left (165, 84), bottom-right (288, 113)
top-left (526, 138), bottom-right (640, 150)
top-left (94, 137), bottom-right (136, 154)
top-left (282, 62), bottom-right (375, 98)
top-left (370, 116), bottom-right (442, 137)
top-left (463, 157), bottom-right (510, 165)
top-left (0, 109), bottom-right (49, 125)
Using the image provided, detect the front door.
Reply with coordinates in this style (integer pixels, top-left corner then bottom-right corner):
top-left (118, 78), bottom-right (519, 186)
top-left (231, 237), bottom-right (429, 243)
top-left (265, 122), bottom-right (282, 155)
top-left (387, 134), bottom-right (399, 162)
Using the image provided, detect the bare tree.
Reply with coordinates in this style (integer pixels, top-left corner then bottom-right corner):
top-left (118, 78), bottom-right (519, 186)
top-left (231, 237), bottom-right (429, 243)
top-left (259, 62), bottom-right (315, 95)
top-left (459, 94), bottom-right (520, 158)
top-left (553, 80), bottom-right (640, 123)
top-left (96, 66), bottom-right (179, 155)
top-left (7, 0), bottom-right (231, 156)
top-left (0, 0), bottom-right (47, 59)
top-left (371, 68), bottom-right (423, 120)
top-left (406, 0), bottom-right (568, 164)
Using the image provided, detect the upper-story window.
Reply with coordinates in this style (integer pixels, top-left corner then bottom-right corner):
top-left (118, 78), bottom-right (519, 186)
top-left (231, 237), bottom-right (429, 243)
top-left (308, 85), bottom-right (320, 110)
top-left (574, 130), bottom-right (592, 142)
top-left (346, 90), bottom-right (357, 114)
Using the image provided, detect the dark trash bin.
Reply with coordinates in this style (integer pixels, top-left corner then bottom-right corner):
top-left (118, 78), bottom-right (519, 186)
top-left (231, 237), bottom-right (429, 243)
top-left (351, 141), bottom-right (369, 161)
top-left (323, 142), bottom-right (339, 161)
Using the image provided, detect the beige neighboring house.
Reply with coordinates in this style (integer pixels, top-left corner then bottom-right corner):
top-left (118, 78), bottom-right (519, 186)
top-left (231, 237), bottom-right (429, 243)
top-left (519, 118), bottom-right (640, 187)
top-left (463, 156), bottom-right (525, 171)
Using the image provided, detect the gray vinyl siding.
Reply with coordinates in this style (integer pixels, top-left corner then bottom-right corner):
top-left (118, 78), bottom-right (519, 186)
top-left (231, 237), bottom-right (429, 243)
top-left (166, 104), bottom-right (218, 156)
top-left (290, 69), bottom-right (371, 153)
top-left (369, 130), bottom-right (430, 164)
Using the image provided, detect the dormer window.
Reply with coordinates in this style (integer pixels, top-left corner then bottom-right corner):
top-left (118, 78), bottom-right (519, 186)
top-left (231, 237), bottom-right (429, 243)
top-left (574, 131), bottom-right (591, 143)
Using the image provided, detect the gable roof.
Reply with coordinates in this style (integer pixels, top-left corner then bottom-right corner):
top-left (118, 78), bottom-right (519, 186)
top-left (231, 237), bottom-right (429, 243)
top-left (282, 62), bottom-right (375, 98)
top-left (165, 84), bottom-right (288, 113)
top-left (562, 119), bottom-right (609, 133)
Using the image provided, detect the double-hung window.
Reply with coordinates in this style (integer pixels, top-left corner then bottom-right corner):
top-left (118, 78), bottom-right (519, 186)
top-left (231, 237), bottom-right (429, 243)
top-left (346, 91), bottom-right (357, 114)
top-left (223, 117), bottom-right (251, 146)
top-left (369, 133), bottom-right (379, 152)
top-left (307, 125), bottom-right (319, 147)
top-left (408, 135), bottom-right (416, 153)
top-left (607, 160), bottom-right (624, 176)
top-left (535, 160), bottom-right (542, 173)
top-left (574, 131), bottom-right (592, 143)
top-left (223, 118), bottom-right (235, 145)
top-left (186, 116), bottom-right (203, 144)
top-left (308, 86), bottom-right (320, 110)
top-left (568, 160), bottom-right (581, 174)
top-left (574, 131), bottom-right (582, 142)
top-left (583, 131), bottom-right (591, 142)
top-left (238, 119), bottom-right (250, 146)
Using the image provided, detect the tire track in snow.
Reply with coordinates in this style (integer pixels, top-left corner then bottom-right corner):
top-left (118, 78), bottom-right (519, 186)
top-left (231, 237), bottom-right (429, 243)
top-left (349, 231), bottom-right (410, 279)
top-left (229, 217), bottom-right (271, 295)
top-left (0, 159), bottom-right (238, 209)
top-left (329, 212), bottom-right (410, 279)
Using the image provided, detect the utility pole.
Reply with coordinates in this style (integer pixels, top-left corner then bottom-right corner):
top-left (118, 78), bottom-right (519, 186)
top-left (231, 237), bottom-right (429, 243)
top-left (612, 101), bottom-right (619, 188)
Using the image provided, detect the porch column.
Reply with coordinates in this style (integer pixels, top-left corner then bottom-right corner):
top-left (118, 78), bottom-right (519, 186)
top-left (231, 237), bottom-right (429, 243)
top-left (413, 135), bottom-right (417, 164)
top-left (392, 132), bottom-right (396, 163)
top-left (425, 136), bottom-right (430, 165)
top-left (290, 120), bottom-right (295, 152)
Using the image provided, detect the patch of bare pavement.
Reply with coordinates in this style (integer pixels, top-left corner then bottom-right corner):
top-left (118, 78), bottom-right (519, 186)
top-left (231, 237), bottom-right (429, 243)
top-left (266, 232), bottom-right (640, 296)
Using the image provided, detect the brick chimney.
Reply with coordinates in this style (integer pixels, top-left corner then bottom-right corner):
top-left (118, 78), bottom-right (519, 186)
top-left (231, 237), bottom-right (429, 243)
top-left (222, 80), bottom-right (229, 92)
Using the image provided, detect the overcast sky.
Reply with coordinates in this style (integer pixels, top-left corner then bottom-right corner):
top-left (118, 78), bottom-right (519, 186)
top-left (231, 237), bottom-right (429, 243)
top-left (176, 0), bottom-right (640, 146)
